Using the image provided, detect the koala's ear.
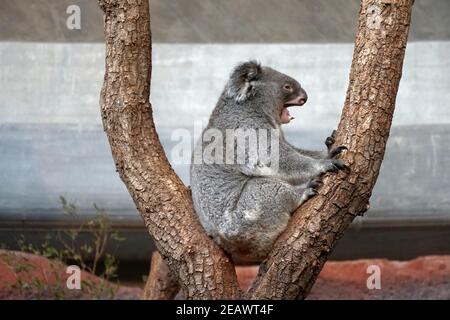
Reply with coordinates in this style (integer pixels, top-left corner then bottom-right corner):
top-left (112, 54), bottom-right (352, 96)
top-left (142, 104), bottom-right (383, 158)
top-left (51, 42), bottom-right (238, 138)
top-left (227, 60), bottom-right (262, 102)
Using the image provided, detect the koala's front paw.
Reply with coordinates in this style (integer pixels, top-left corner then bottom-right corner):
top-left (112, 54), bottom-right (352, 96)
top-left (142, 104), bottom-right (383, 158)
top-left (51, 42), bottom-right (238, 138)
top-left (302, 187), bottom-right (318, 201)
top-left (307, 177), bottom-right (323, 190)
top-left (328, 146), bottom-right (348, 159)
top-left (301, 178), bottom-right (321, 201)
top-left (323, 159), bottom-right (350, 173)
top-left (325, 130), bottom-right (348, 159)
top-left (325, 130), bottom-right (337, 151)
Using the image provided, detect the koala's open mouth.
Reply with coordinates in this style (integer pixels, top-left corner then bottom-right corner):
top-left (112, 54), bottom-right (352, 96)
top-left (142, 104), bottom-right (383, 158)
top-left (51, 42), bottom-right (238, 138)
top-left (280, 107), bottom-right (294, 124)
top-left (280, 97), bottom-right (307, 124)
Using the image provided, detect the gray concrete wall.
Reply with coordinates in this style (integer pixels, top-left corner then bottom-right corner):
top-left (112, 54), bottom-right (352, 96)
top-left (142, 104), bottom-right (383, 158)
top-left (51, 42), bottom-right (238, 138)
top-left (1, 42), bottom-right (449, 217)
top-left (1, 0), bottom-right (450, 43)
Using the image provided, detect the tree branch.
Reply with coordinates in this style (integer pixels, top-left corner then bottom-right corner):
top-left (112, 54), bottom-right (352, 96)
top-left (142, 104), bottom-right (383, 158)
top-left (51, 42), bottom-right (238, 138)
top-left (143, 251), bottom-right (179, 300)
top-left (249, 0), bottom-right (414, 299)
top-left (97, 0), bottom-right (240, 299)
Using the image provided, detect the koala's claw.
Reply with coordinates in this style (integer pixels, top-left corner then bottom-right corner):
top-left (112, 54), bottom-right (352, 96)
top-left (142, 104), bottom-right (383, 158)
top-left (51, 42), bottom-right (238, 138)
top-left (332, 159), bottom-right (351, 172)
top-left (322, 159), bottom-right (349, 173)
top-left (303, 178), bottom-right (322, 203)
top-left (325, 137), bottom-right (334, 150)
top-left (304, 187), bottom-right (318, 199)
top-left (325, 130), bottom-right (348, 162)
top-left (307, 178), bottom-right (323, 190)
top-left (328, 146), bottom-right (348, 159)
top-left (325, 130), bottom-right (337, 150)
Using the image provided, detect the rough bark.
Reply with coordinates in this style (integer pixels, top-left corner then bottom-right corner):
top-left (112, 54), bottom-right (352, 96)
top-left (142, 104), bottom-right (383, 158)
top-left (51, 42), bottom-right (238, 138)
top-left (98, 0), bottom-right (413, 299)
top-left (143, 251), bottom-right (179, 300)
top-left (249, 0), bottom-right (414, 299)
top-left (97, 0), bottom-right (240, 299)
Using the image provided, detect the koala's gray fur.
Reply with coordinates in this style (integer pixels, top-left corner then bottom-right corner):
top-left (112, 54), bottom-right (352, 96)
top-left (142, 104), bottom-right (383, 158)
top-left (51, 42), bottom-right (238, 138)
top-left (190, 61), bottom-right (347, 263)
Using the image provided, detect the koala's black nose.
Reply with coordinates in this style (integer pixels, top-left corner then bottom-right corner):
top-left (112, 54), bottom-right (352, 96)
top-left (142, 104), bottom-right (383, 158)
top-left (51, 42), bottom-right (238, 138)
top-left (285, 90), bottom-right (308, 107)
top-left (299, 91), bottom-right (308, 105)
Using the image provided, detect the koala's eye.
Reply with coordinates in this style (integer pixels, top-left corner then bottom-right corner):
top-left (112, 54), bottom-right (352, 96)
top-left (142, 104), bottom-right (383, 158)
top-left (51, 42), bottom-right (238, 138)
top-left (283, 84), bottom-right (293, 91)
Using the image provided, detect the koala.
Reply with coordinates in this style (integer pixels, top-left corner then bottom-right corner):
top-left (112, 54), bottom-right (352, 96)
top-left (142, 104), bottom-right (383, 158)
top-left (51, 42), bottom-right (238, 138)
top-left (190, 61), bottom-right (347, 263)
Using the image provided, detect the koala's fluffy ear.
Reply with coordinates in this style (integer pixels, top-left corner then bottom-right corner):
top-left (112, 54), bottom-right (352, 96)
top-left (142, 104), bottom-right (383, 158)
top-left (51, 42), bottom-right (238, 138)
top-left (227, 60), bottom-right (262, 102)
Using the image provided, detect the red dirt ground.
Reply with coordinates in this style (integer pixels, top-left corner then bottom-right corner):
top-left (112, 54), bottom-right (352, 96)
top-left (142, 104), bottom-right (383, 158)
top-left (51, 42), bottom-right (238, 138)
top-left (1, 250), bottom-right (449, 299)
top-left (0, 250), bottom-right (140, 299)
top-left (236, 256), bottom-right (450, 299)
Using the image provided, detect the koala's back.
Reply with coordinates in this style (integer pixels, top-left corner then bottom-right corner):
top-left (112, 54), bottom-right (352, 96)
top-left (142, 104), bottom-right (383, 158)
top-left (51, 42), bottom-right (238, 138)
top-left (191, 157), bottom-right (294, 263)
top-left (190, 154), bottom-right (246, 232)
top-left (190, 99), bottom-right (268, 235)
top-left (190, 119), bottom-right (292, 264)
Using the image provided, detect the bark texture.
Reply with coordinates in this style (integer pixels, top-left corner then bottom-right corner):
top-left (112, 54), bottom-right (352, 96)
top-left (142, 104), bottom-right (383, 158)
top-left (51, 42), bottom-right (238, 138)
top-left (98, 0), bottom-right (413, 299)
top-left (143, 251), bottom-right (179, 300)
top-left (97, 0), bottom-right (240, 299)
top-left (249, 0), bottom-right (414, 299)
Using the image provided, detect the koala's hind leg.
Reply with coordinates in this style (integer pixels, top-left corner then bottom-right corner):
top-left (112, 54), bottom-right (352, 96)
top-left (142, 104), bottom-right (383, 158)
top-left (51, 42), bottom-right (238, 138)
top-left (228, 178), bottom-right (316, 262)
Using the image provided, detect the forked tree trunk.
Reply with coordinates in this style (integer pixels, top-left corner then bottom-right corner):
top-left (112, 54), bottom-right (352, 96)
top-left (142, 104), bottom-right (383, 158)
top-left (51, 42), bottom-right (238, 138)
top-left (97, 0), bottom-right (414, 299)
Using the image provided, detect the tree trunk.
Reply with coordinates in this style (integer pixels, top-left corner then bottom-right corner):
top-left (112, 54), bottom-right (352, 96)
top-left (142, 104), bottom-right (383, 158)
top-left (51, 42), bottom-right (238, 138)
top-left (98, 0), bottom-right (413, 300)
top-left (249, 0), bottom-right (414, 299)
top-left (143, 251), bottom-right (179, 300)
top-left (97, 0), bottom-right (240, 299)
